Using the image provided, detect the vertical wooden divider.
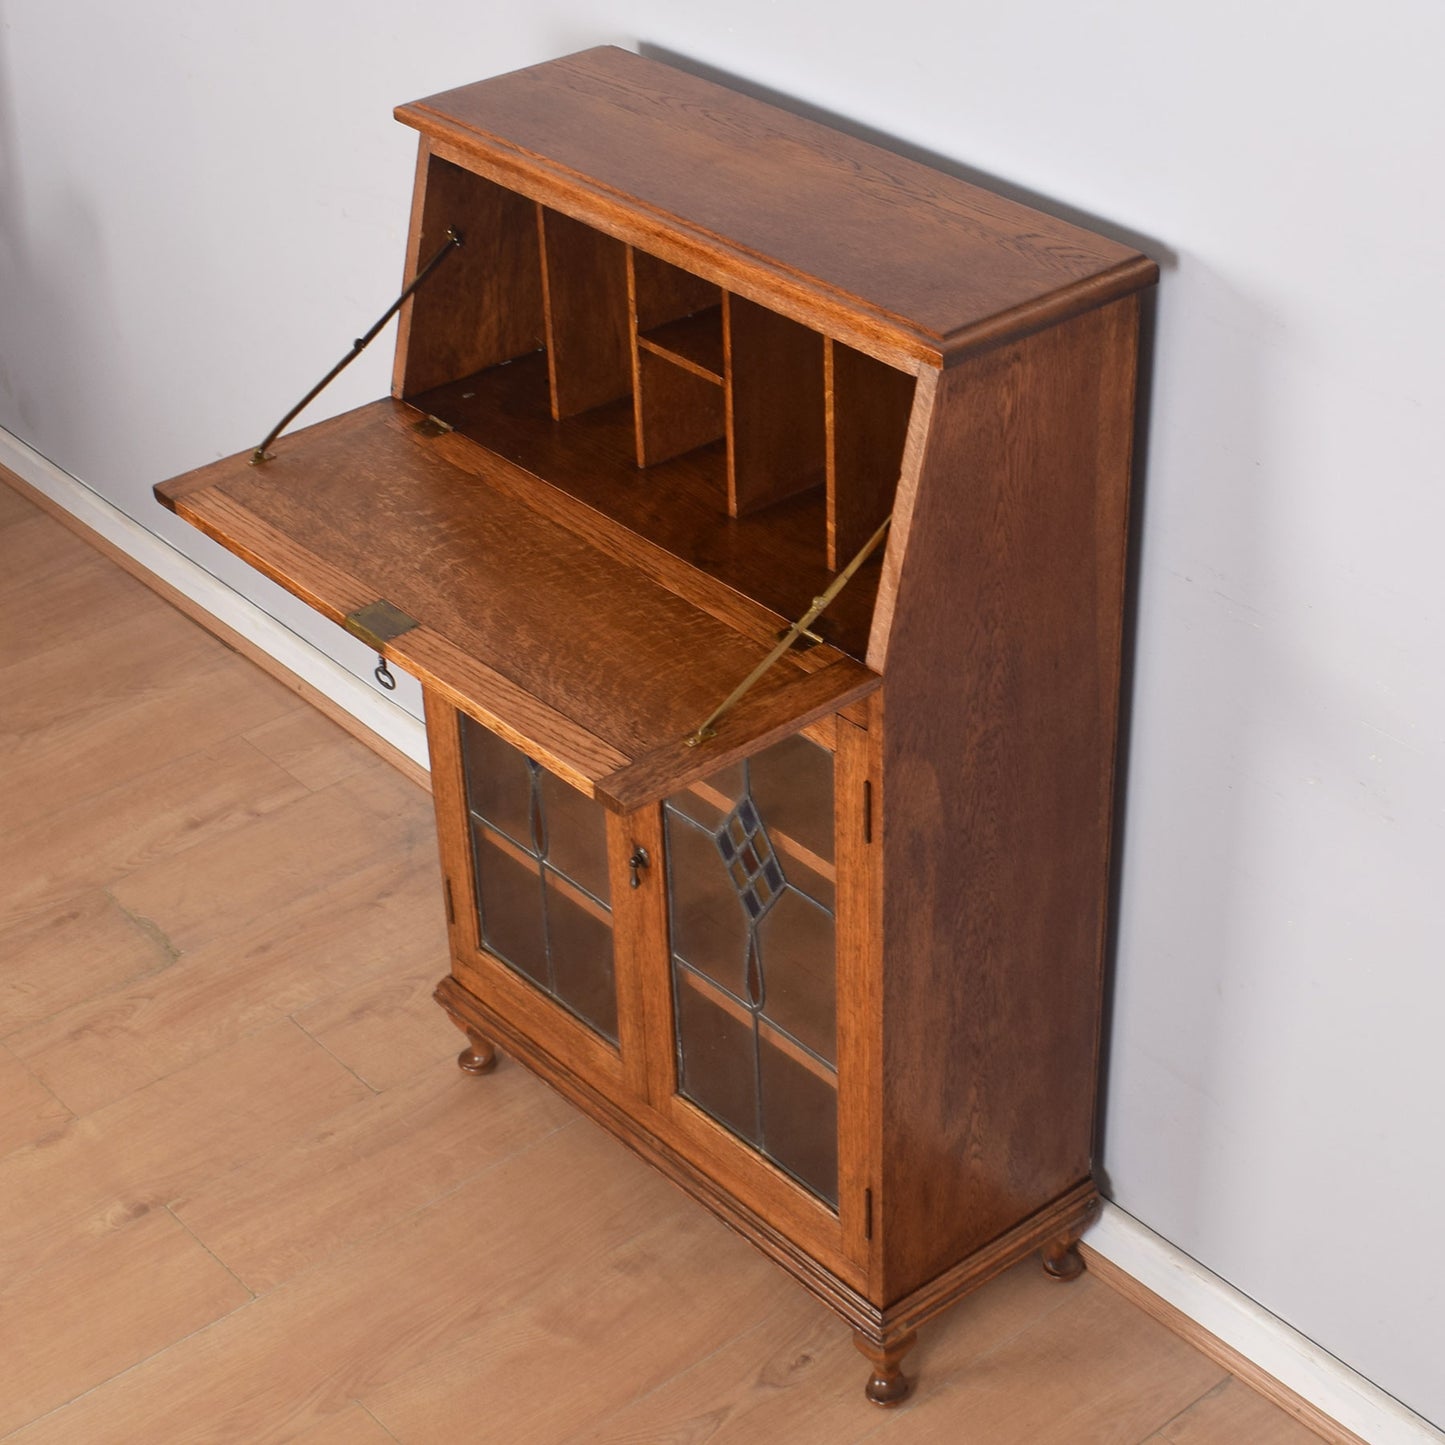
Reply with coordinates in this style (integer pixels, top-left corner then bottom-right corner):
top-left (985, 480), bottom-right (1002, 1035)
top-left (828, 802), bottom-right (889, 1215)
top-left (422, 687), bottom-right (478, 966)
top-left (725, 294), bottom-right (826, 518)
top-left (537, 206), bottom-right (632, 420)
top-left (835, 701), bottom-right (885, 1274)
top-left (825, 340), bottom-right (917, 570)
top-left (607, 802), bottom-right (676, 1108)
top-left (628, 248), bottom-right (726, 468)
top-left (626, 247), bottom-right (645, 466)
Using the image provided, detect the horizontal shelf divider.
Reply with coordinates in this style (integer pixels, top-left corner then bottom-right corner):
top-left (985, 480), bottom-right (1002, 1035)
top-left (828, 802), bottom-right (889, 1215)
top-left (636, 306), bottom-right (725, 383)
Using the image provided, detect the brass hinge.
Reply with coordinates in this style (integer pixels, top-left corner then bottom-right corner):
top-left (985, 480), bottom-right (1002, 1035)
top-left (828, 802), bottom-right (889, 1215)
top-left (444, 877), bottom-right (456, 926)
top-left (863, 779), bottom-right (873, 844)
top-left (412, 413), bottom-right (453, 438)
top-left (864, 1187), bottom-right (874, 1241)
top-left (342, 599), bottom-right (420, 651)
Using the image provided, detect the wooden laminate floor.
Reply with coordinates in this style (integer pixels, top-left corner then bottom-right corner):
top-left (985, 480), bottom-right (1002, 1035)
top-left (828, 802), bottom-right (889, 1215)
top-left (0, 475), bottom-right (1331, 1444)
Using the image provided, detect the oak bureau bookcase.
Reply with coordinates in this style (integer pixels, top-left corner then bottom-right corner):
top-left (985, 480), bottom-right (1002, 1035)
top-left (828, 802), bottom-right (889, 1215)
top-left (156, 46), bottom-right (1157, 1404)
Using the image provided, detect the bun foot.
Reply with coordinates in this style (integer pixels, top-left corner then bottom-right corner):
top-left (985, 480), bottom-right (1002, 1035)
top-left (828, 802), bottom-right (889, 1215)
top-left (457, 1030), bottom-right (498, 1075)
top-left (1041, 1233), bottom-right (1086, 1282)
top-left (853, 1329), bottom-right (916, 1407)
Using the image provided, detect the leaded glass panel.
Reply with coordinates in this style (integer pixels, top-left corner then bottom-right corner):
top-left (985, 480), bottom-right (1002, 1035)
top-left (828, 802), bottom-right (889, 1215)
top-left (664, 731), bottom-right (839, 1207)
top-left (459, 714), bottom-right (618, 1045)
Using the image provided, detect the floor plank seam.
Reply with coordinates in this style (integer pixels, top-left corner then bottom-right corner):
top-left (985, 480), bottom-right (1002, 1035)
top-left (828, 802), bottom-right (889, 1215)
top-left (291, 1018), bottom-right (385, 1097)
top-left (1144, 1375), bottom-right (1235, 1442)
top-left (354, 1398), bottom-right (403, 1441)
top-left (164, 1202), bottom-right (258, 1303)
top-left (0, 1041), bottom-right (74, 1132)
top-left (170, 1109), bottom-right (581, 1307)
top-left (0, 1287), bottom-right (264, 1442)
top-left (0, 894), bottom-right (179, 1052)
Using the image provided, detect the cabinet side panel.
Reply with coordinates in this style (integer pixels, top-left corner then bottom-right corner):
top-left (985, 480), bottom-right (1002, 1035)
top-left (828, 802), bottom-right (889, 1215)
top-left (397, 154), bottom-right (545, 397)
top-left (876, 297), bottom-right (1140, 1303)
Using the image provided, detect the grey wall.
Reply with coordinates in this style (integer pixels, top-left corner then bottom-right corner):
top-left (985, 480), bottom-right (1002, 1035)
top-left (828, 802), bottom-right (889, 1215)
top-left (3, 2), bottom-right (1442, 1424)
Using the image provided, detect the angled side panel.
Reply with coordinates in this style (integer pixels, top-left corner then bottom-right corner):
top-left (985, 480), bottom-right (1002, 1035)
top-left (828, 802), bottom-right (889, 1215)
top-left (875, 297), bottom-right (1141, 1303)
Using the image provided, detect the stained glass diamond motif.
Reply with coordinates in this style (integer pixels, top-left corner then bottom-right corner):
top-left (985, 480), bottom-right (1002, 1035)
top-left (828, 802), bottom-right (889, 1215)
top-left (715, 801), bottom-right (785, 922)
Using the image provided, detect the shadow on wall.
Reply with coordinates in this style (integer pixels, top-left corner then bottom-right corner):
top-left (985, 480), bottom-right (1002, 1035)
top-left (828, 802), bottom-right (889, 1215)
top-left (1101, 255), bottom-right (1268, 1237)
top-left (637, 43), bottom-right (1179, 270)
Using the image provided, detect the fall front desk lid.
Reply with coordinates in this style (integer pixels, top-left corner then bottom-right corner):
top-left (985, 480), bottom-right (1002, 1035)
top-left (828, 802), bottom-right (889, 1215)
top-left (155, 398), bottom-right (879, 811)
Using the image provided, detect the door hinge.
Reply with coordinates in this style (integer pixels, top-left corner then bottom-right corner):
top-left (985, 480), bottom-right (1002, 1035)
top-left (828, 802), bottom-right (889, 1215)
top-left (864, 1186), bottom-right (874, 1240)
top-left (863, 779), bottom-right (873, 844)
top-left (444, 877), bottom-right (456, 925)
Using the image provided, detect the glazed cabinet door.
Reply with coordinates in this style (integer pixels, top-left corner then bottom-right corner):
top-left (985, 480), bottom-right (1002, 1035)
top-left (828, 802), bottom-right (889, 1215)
top-left (642, 715), bottom-right (875, 1281)
top-left (428, 688), bottom-right (874, 1281)
top-left (426, 691), bottom-right (648, 1103)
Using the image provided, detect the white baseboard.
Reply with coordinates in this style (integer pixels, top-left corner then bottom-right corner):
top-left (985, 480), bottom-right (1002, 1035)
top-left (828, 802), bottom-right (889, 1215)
top-left (1088, 1203), bottom-right (1443, 1444)
top-left (0, 427), bottom-right (429, 772)
top-left (5, 424), bottom-right (1440, 1444)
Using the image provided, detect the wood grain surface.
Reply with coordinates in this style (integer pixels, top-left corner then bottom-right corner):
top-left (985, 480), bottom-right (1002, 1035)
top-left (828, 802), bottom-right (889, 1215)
top-left (396, 47), bottom-right (1158, 367)
top-left (155, 400), bottom-right (877, 805)
top-left (874, 296), bottom-right (1141, 1301)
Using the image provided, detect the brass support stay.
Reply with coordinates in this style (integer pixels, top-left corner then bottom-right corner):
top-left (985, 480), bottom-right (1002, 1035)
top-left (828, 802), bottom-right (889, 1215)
top-left (686, 514), bottom-right (892, 747)
top-left (250, 228), bottom-right (464, 465)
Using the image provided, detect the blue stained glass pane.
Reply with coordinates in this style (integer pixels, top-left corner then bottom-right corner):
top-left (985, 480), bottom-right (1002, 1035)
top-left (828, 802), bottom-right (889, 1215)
top-left (713, 800), bottom-right (784, 925)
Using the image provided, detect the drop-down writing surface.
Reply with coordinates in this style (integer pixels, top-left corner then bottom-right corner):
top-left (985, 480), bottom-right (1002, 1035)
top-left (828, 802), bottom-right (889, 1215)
top-left (155, 397), bottom-right (879, 808)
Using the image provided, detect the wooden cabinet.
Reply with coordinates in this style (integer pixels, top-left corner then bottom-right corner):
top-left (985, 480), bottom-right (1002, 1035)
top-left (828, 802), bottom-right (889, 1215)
top-left (155, 47), bottom-right (1157, 1404)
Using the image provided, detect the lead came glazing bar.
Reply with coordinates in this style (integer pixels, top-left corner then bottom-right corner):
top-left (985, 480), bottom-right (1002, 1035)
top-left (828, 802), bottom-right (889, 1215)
top-left (458, 715), bottom-right (619, 1044)
top-left (664, 732), bottom-right (839, 1205)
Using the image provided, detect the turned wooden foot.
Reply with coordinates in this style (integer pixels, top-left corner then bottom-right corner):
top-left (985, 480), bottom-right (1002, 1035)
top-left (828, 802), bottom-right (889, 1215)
top-left (1041, 1231), bottom-right (1086, 1282)
top-left (853, 1329), bottom-right (917, 1407)
top-left (456, 1029), bottom-right (498, 1076)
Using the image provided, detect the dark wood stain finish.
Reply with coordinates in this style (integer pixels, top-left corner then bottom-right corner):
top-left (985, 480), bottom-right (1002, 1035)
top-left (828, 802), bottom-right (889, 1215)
top-left (155, 47), bottom-right (1157, 1405)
